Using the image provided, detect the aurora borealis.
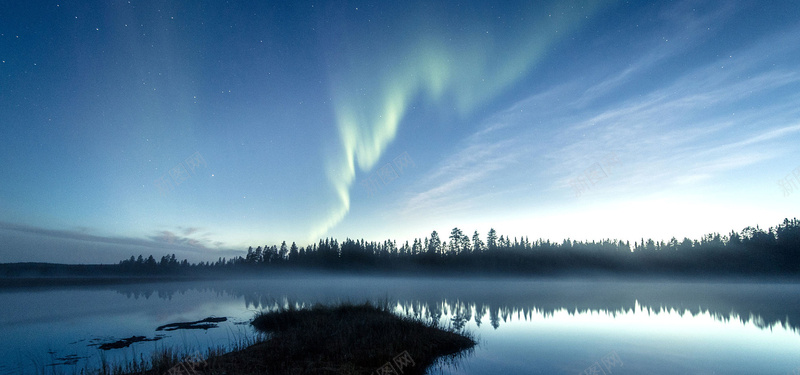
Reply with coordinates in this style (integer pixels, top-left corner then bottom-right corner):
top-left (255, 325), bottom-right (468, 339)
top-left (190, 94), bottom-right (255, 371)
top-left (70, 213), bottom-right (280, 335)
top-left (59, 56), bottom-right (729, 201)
top-left (1, 1), bottom-right (800, 263)
top-left (315, 1), bottom-right (610, 238)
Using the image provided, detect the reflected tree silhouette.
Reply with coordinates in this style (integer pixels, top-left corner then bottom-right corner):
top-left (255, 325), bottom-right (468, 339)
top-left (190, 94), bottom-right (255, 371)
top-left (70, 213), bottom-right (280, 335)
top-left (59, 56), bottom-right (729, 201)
top-left (102, 277), bottom-right (800, 335)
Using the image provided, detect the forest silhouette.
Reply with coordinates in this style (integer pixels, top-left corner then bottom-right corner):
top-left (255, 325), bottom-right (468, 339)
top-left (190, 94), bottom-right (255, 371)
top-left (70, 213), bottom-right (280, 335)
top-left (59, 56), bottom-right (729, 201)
top-left (2, 218), bottom-right (798, 278)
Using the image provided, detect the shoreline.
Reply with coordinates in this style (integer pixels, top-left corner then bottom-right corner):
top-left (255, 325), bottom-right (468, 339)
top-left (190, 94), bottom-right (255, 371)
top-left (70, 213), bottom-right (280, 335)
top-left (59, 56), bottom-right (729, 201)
top-left (2, 270), bottom-right (800, 289)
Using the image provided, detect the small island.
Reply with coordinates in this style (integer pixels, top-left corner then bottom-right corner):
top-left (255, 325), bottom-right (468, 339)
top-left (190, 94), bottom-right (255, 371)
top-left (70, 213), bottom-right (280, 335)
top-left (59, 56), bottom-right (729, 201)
top-left (140, 303), bottom-right (475, 375)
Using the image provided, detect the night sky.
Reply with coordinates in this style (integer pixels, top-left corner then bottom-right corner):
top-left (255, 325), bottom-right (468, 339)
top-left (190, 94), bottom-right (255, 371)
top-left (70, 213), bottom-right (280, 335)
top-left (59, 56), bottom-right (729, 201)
top-left (2, 1), bottom-right (799, 263)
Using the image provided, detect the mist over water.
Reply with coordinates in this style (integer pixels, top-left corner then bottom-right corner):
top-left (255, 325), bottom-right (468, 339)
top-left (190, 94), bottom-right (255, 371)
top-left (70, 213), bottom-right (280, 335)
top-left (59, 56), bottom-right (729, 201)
top-left (1, 276), bottom-right (799, 374)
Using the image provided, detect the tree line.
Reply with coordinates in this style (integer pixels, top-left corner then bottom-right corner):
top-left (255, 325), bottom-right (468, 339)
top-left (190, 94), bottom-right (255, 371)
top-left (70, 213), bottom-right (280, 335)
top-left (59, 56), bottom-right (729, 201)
top-left (116, 218), bottom-right (800, 276)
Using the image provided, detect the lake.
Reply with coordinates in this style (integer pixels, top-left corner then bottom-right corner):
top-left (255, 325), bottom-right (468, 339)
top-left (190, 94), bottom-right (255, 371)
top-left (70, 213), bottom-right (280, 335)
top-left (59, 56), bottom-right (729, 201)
top-left (1, 276), bottom-right (799, 374)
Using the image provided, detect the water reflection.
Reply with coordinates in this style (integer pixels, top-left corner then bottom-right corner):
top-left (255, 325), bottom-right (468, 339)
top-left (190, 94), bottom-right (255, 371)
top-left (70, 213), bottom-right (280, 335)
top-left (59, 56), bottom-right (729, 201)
top-left (110, 277), bottom-right (800, 334)
top-left (2, 277), bottom-right (799, 374)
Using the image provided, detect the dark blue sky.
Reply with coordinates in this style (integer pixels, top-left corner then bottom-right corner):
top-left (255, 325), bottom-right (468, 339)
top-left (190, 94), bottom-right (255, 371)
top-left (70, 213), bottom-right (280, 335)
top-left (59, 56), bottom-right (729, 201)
top-left (2, 0), bottom-right (799, 263)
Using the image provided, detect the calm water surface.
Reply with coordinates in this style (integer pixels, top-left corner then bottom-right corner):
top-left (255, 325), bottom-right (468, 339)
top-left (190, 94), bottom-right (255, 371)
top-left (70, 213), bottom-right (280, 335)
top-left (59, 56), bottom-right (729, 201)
top-left (1, 276), bottom-right (799, 374)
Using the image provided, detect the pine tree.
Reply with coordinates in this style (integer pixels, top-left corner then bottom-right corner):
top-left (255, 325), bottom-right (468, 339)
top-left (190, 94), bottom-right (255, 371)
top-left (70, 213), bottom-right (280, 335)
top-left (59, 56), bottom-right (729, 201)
top-left (487, 228), bottom-right (498, 251)
top-left (245, 246), bottom-right (254, 263)
top-left (254, 246), bottom-right (263, 263)
top-left (449, 227), bottom-right (464, 254)
top-left (279, 241), bottom-right (289, 260)
top-left (472, 231), bottom-right (485, 253)
top-left (429, 231), bottom-right (442, 256)
top-left (460, 234), bottom-right (471, 254)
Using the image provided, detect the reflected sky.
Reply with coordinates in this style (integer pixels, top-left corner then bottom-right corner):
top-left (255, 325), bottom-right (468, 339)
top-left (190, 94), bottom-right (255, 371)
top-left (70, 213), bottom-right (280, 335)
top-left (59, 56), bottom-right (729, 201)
top-left (1, 278), bottom-right (799, 374)
top-left (449, 303), bottom-right (800, 374)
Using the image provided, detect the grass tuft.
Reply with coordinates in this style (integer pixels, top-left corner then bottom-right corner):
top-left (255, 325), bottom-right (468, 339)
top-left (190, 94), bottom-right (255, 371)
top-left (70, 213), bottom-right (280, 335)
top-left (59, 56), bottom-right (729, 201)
top-left (237, 301), bottom-right (476, 375)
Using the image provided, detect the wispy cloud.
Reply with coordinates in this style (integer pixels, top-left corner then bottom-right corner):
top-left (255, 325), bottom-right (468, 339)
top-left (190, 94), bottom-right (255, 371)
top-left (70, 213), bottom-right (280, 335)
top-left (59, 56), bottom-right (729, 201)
top-left (0, 221), bottom-right (241, 263)
top-left (149, 230), bottom-right (210, 249)
top-left (181, 227), bottom-right (200, 236)
top-left (401, 18), bottom-right (800, 218)
top-left (578, 1), bottom-right (737, 107)
top-left (401, 137), bottom-right (521, 217)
